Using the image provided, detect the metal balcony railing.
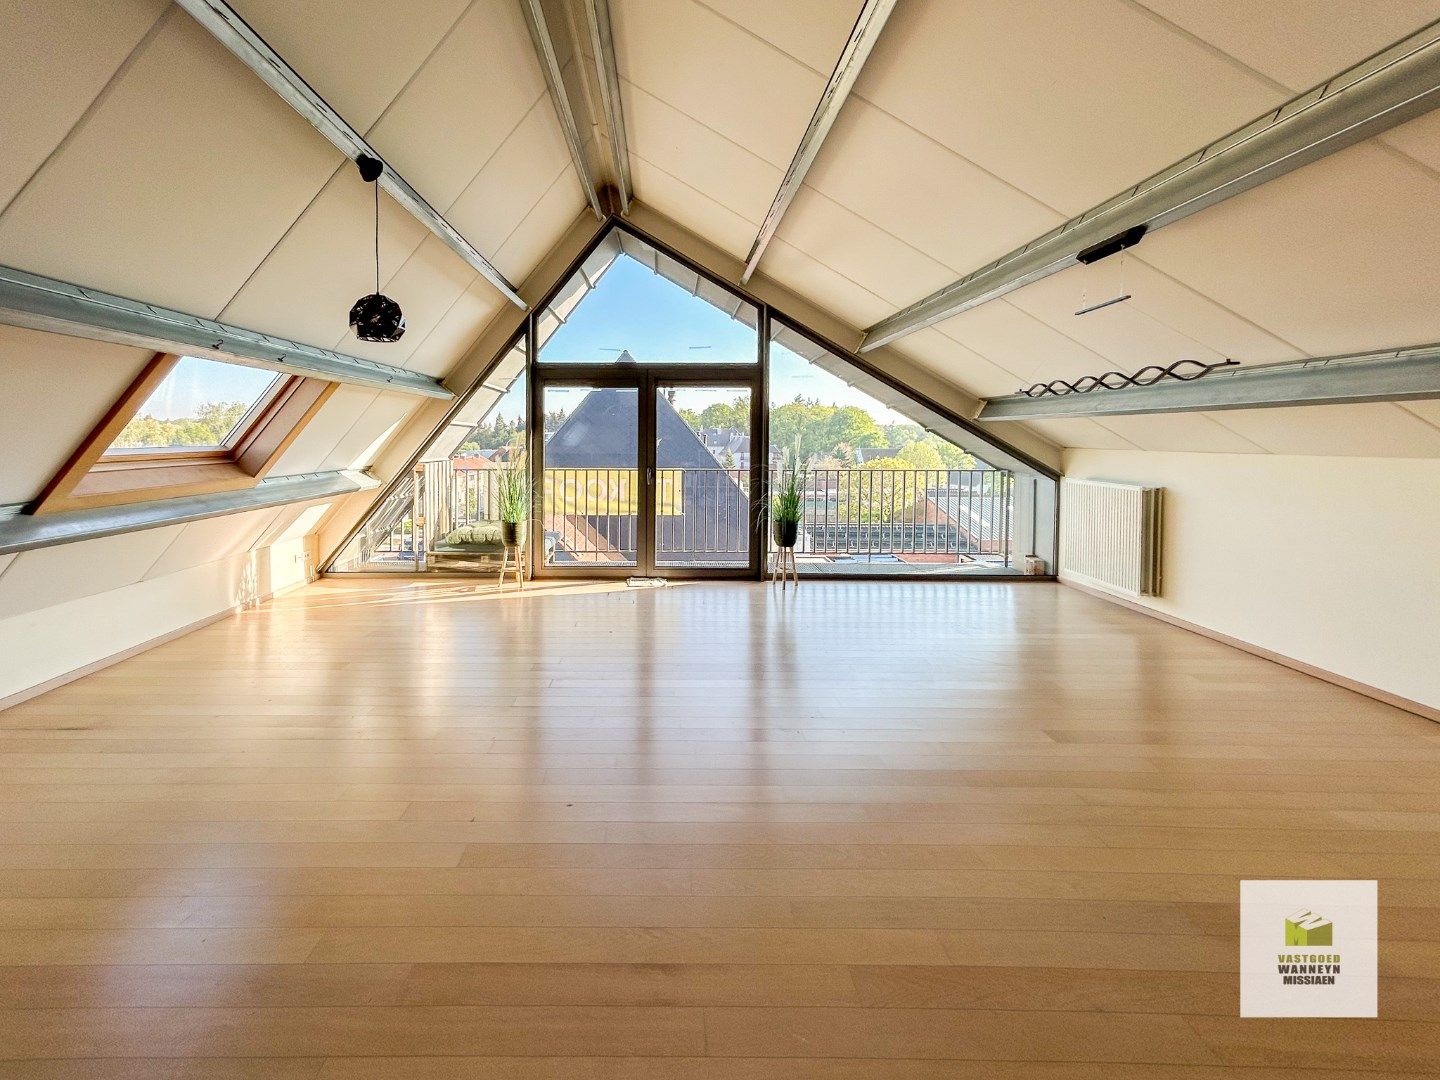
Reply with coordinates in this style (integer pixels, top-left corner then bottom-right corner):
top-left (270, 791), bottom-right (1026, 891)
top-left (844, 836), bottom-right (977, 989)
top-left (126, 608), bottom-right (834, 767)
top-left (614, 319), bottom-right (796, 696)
top-left (333, 462), bottom-right (1013, 571)
top-left (795, 468), bottom-right (1011, 561)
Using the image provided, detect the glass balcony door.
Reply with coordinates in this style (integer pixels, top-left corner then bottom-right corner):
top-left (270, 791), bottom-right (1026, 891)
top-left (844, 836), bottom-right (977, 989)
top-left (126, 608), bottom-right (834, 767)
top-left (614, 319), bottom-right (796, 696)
top-left (539, 382), bottom-right (642, 570)
top-left (653, 383), bottom-right (754, 571)
top-left (535, 373), bottom-right (759, 578)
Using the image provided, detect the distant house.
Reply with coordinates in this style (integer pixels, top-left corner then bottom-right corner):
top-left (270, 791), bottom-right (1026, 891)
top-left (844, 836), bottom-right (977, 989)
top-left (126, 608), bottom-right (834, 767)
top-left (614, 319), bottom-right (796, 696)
top-left (854, 446), bottom-right (899, 464)
top-left (699, 426), bottom-right (750, 468)
top-left (543, 389), bottom-right (749, 563)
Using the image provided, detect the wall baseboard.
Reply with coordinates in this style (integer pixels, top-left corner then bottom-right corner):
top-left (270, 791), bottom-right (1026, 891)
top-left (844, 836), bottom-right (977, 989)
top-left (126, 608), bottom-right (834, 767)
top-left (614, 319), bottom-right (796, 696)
top-left (1062, 578), bottom-right (1440, 724)
top-left (0, 575), bottom-right (313, 713)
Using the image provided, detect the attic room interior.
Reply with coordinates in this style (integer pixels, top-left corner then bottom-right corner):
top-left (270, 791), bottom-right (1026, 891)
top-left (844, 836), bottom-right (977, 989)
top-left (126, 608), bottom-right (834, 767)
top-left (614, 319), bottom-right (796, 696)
top-left (1, 0), bottom-right (1439, 1074)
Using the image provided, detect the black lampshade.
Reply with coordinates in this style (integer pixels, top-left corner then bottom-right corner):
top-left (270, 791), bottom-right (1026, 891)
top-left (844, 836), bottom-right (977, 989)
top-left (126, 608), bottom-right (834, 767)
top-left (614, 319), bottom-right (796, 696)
top-left (349, 292), bottom-right (406, 342)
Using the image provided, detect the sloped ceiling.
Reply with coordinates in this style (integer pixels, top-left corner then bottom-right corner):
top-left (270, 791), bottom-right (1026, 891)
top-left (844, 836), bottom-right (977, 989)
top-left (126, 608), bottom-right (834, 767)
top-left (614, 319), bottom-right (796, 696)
top-left (0, 0), bottom-right (588, 615)
top-left (0, 0), bottom-right (588, 516)
top-left (3, 0), bottom-right (1440, 577)
top-left (612, 0), bottom-right (1440, 457)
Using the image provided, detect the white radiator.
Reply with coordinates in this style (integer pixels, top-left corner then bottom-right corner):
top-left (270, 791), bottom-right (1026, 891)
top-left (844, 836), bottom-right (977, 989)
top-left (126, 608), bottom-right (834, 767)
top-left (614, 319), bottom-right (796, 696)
top-left (1060, 478), bottom-right (1163, 598)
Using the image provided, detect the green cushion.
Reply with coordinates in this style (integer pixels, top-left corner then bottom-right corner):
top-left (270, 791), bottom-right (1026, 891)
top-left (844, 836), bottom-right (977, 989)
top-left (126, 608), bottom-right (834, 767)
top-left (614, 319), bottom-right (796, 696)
top-left (441, 522), bottom-right (503, 546)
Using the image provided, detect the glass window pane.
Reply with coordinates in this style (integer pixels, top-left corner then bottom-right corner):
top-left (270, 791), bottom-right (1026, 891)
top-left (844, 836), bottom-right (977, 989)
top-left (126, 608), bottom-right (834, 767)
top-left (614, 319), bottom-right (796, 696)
top-left (330, 340), bottom-right (529, 574)
top-left (538, 233), bottom-right (758, 365)
top-left (767, 321), bottom-right (1018, 578)
top-left (655, 385), bottom-right (751, 569)
top-left (108, 356), bottom-right (281, 452)
top-left (541, 386), bottom-right (639, 567)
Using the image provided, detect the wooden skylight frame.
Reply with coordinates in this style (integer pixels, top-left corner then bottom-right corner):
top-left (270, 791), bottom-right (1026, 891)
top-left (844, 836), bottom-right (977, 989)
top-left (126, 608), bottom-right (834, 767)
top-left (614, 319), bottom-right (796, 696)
top-left (32, 352), bottom-right (337, 516)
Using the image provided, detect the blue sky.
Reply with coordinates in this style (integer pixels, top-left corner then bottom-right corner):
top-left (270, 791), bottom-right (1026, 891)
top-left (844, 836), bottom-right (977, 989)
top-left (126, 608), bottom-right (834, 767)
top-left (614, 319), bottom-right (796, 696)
top-left (138, 356), bottom-right (279, 419)
top-left (497, 254), bottom-right (906, 425)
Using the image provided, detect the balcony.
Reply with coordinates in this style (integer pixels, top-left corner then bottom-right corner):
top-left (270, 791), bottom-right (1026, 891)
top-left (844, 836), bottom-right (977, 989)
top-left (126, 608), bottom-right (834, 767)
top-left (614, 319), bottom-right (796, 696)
top-left (331, 461), bottom-right (1014, 575)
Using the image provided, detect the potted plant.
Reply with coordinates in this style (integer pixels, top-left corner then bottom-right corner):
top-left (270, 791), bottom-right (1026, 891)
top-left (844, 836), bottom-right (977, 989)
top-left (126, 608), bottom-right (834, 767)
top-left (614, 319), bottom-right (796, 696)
top-left (495, 455), bottom-right (531, 548)
top-left (769, 468), bottom-right (805, 549)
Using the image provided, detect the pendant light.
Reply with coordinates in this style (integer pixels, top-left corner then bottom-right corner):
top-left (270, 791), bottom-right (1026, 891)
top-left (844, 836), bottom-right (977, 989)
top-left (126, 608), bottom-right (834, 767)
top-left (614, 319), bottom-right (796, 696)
top-left (348, 155), bottom-right (406, 343)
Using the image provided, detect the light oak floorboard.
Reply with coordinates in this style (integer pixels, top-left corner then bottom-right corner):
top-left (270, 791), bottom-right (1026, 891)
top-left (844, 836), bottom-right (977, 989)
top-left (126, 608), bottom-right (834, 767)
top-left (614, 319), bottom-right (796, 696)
top-left (0, 577), bottom-right (1435, 1073)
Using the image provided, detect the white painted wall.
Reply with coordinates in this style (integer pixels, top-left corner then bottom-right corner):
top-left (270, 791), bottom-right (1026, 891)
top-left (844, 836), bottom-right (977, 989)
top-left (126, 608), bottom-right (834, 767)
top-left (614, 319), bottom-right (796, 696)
top-left (0, 505), bottom-right (326, 703)
top-left (1061, 448), bottom-right (1440, 710)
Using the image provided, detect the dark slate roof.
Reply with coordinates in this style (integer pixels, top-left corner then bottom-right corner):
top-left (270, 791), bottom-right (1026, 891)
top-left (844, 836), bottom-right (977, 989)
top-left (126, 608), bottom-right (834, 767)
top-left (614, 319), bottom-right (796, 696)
top-left (545, 388), bottom-right (719, 469)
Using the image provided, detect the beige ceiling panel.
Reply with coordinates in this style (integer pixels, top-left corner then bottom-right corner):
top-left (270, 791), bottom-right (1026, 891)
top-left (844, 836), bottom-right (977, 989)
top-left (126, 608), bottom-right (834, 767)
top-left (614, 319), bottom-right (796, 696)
top-left (403, 277), bottom-right (509, 378)
top-left (321, 396), bottom-right (419, 472)
top-left (1022, 418), bottom-right (1138, 450)
top-left (800, 99), bottom-right (1063, 275)
top-left (760, 240), bottom-right (893, 329)
top-left (0, 13), bottom-right (341, 316)
top-left (1399, 400), bottom-right (1440, 428)
top-left (611, 0), bottom-right (825, 167)
top-left (0, 326), bottom-right (151, 505)
top-left (0, 0), bottom-right (168, 211)
top-left (697, 0), bottom-right (867, 74)
top-left (1005, 270), bottom-right (1233, 376)
top-left (143, 507), bottom-right (283, 580)
top-left (341, 235), bottom-right (478, 367)
top-left (1091, 413), bottom-right (1265, 454)
top-left (0, 525), bottom-right (184, 618)
top-left (365, 1), bottom-right (548, 211)
top-left (628, 158), bottom-right (758, 259)
top-left (1138, 0), bottom-right (1440, 91)
top-left (1208, 403), bottom-right (1440, 458)
top-left (893, 328), bottom-right (1026, 399)
top-left (621, 82), bottom-right (782, 226)
top-left (218, 167), bottom-right (430, 349)
top-left (228, 0), bottom-right (472, 131)
top-left (490, 165), bottom-right (590, 283)
top-left (774, 188), bottom-right (957, 307)
top-left (937, 302), bottom-right (1111, 392)
top-left (853, 0), bottom-right (1283, 213)
top-left (266, 387), bottom-right (380, 477)
top-left (1008, 255), bottom-right (1306, 368)
top-left (1138, 141), bottom-right (1440, 355)
top-left (1375, 109), bottom-right (1440, 175)
top-left (445, 101), bottom-right (577, 254)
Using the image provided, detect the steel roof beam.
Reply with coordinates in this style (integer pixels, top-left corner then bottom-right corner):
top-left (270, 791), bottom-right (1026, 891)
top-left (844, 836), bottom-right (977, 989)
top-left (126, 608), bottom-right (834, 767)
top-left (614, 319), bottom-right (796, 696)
top-left (976, 344), bottom-right (1440, 420)
top-left (0, 470), bottom-right (378, 555)
top-left (0, 264), bottom-right (453, 398)
top-left (742, 0), bottom-right (897, 283)
top-left (520, 0), bottom-right (606, 219)
top-left (861, 18), bottom-right (1440, 351)
top-left (175, 0), bottom-right (525, 309)
top-left (581, 0), bottom-right (632, 213)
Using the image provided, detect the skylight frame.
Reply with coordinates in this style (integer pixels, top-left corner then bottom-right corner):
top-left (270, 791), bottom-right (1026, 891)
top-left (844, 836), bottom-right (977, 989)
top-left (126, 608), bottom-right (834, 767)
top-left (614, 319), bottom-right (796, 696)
top-left (99, 356), bottom-right (293, 462)
top-left (32, 351), bottom-right (338, 517)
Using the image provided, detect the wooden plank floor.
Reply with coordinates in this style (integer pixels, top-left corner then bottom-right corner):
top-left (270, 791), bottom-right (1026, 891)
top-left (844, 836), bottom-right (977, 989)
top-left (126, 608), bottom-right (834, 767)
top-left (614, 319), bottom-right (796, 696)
top-left (1, 576), bottom-right (1438, 1078)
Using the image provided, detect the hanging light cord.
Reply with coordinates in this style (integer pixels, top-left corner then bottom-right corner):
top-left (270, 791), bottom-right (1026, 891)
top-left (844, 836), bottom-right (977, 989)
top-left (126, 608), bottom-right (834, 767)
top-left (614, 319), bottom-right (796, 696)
top-left (373, 180), bottom-right (380, 295)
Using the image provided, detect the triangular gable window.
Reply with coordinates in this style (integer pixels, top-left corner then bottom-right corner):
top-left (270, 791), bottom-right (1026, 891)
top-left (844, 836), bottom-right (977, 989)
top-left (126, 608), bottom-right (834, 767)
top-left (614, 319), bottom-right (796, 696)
top-left (328, 222), bottom-right (1056, 578)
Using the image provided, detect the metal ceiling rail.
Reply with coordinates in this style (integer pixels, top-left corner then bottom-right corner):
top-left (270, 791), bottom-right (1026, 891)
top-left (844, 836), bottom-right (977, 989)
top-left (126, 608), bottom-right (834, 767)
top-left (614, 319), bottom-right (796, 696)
top-left (0, 470), bottom-right (378, 555)
top-left (860, 17), bottom-right (1440, 351)
top-left (975, 344), bottom-right (1440, 420)
top-left (519, 0), bottom-right (606, 219)
top-left (742, 0), bottom-right (898, 284)
top-left (581, 0), bottom-right (632, 214)
top-left (175, 0), bottom-right (525, 309)
top-left (0, 264), bottom-right (453, 398)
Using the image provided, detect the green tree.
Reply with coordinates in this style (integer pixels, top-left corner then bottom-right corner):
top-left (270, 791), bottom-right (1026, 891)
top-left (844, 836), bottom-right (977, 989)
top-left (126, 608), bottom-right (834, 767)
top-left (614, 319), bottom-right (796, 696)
top-left (112, 400), bottom-right (251, 449)
top-left (825, 406), bottom-right (885, 455)
top-left (699, 395), bottom-right (748, 429)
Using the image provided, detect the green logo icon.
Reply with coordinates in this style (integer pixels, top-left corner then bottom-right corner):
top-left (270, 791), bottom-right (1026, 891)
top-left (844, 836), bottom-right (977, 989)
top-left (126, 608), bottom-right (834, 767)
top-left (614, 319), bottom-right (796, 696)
top-left (1286, 909), bottom-right (1333, 947)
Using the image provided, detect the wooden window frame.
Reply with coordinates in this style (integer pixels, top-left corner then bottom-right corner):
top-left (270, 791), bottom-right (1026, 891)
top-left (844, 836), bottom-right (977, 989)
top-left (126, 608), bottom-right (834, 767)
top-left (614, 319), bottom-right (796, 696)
top-left (32, 353), bottom-right (337, 516)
